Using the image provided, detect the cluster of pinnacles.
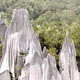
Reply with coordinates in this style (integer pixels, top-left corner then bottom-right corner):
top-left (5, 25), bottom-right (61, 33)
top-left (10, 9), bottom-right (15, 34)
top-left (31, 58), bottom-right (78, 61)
top-left (0, 9), bottom-right (80, 80)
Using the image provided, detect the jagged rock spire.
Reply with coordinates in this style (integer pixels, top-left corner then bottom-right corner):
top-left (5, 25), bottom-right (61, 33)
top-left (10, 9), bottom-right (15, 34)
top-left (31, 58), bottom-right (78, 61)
top-left (19, 50), bottom-right (42, 80)
top-left (42, 47), bottom-right (48, 59)
top-left (42, 54), bottom-right (61, 80)
top-left (0, 9), bottom-right (80, 80)
top-left (59, 32), bottom-right (80, 80)
top-left (5, 8), bottom-right (41, 54)
top-left (0, 8), bottom-right (42, 78)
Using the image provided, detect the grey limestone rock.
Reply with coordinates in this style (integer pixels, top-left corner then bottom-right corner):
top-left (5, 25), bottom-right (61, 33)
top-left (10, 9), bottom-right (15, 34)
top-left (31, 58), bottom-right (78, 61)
top-left (42, 54), bottom-right (61, 80)
top-left (0, 71), bottom-right (11, 80)
top-left (0, 32), bottom-right (20, 77)
top-left (0, 8), bottom-right (42, 78)
top-left (59, 32), bottom-right (80, 80)
top-left (19, 50), bottom-right (42, 80)
top-left (42, 47), bottom-right (48, 59)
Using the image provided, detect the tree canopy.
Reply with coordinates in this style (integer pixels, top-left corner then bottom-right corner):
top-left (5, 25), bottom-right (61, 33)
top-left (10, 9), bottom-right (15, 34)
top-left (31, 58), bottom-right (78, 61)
top-left (0, 0), bottom-right (80, 61)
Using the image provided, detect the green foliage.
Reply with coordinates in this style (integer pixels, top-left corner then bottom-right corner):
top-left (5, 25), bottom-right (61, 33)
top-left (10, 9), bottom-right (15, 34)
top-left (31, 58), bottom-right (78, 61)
top-left (0, 44), bottom-right (2, 56)
top-left (0, 0), bottom-right (80, 61)
top-left (20, 51), bottom-right (26, 56)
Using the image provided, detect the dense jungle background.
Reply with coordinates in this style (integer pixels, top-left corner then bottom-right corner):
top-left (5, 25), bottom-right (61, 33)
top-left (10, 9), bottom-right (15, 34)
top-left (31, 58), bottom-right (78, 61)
top-left (0, 0), bottom-right (80, 63)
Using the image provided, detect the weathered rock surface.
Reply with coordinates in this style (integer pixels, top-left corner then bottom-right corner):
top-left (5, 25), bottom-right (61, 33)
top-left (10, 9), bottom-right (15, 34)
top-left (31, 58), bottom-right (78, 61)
top-left (0, 9), bottom-right (80, 80)
top-left (29, 53), bottom-right (42, 80)
top-left (0, 32), bottom-right (20, 77)
top-left (19, 50), bottom-right (42, 80)
top-left (42, 54), bottom-right (61, 80)
top-left (0, 8), bottom-right (42, 78)
top-left (16, 55), bottom-right (24, 78)
top-left (0, 71), bottom-right (11, 80)
top-left (59, 32), bottom-right (80, 80)
top-left (42, 47), bottom-right (48, 59)
top-left (6, 9), bottom-right (41, 54)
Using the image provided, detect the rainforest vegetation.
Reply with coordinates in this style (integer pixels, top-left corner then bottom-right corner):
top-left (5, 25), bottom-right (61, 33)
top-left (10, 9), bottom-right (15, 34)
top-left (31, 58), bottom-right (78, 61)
top-left (0, 0), bottom-right (80, 61)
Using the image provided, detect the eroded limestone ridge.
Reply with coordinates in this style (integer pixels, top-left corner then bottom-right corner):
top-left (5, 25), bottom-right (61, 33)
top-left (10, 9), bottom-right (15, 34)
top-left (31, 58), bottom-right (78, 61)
top-left (0, 8), bottom-right (42, 79)
top-left (59, 32), bottom-right (80, 80)
top-left (0, 9), bottom-right (79, 80)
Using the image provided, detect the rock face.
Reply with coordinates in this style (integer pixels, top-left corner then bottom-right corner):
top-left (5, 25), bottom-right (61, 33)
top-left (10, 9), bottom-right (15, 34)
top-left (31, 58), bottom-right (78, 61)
top-left (59, 33), bottom-right (80, 80)
top-left (5, 9), bottom-right (41, 54)
top-left (0, 71), bottom-right (11, 80)
top-left (0, 8), bottom-right (42, 78)
top-left (70, 41), bottom-right (80, 80)
top-left (28, 53), bottom-right (42, 80)
top-left (42, 47), bottom-right (48, 59)
top-left (19, 49), bottom-right (61, 80)
top-left (16, 55), bottom-right (24, 78)
top-left (19, 51), bottom-right (42, 80)
top-left (42, 54), bottom-right (61, 80)
top-left (0, 32), bottom-right (20, 77)
top-left (19, 40), bottom-right (42, 80)
top-left (0, 8), bottom-right (80, 80)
